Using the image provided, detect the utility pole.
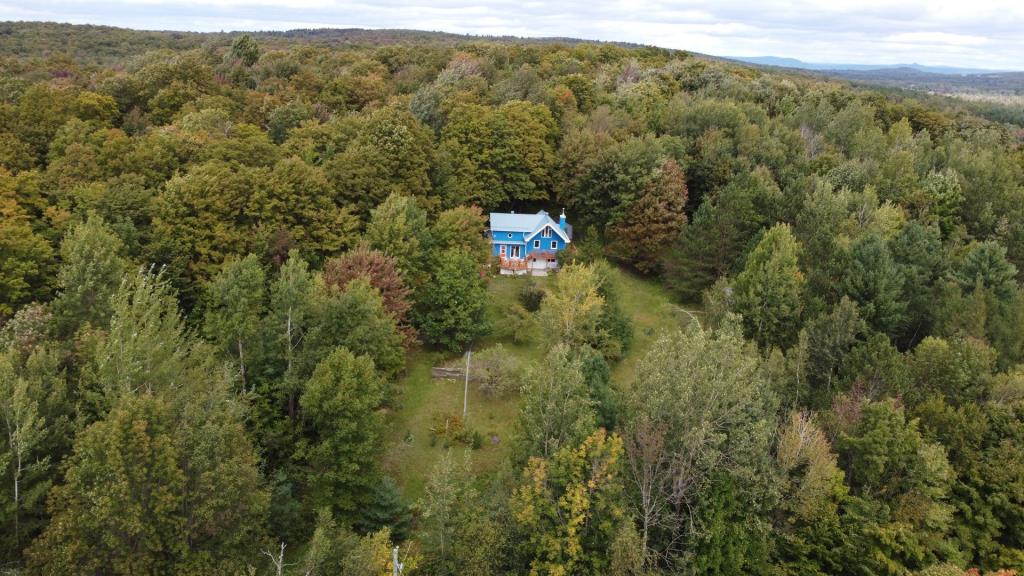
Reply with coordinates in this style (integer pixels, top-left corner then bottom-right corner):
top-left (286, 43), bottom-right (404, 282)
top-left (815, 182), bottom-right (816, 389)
top-left (392, 545), bottom-right (403, 575)
top-left (463, 346), bottom-right (472, 419)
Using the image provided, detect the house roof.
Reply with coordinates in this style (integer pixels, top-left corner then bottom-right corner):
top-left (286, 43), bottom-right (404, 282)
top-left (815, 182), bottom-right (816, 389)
top-left (490, 210), bottom-right (571, 243)
top-left (489, 211), bottom-right (553, 232)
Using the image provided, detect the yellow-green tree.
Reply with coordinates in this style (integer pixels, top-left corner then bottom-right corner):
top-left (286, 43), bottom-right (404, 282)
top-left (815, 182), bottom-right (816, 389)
top-left (513, 429), bottom-right (626, 576)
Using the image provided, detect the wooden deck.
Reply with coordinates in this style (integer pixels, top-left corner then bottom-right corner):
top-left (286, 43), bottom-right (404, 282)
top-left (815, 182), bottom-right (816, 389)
top-left (499, 257), bottom-right (528, 271)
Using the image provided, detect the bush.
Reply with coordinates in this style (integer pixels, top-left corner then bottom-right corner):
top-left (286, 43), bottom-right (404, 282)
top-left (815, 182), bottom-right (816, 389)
top-left (518, 277), bottom-right (545, 312)
top-left (492, 303), bottom-right (536, 345)
top-left (429, 412), bottom-right (482, 448)
top-left (473, 344), bottom-right (521, 397)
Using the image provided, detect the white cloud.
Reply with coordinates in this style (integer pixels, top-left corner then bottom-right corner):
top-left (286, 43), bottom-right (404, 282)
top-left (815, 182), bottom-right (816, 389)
top-left (3, 0), bottom-right (1022, 69)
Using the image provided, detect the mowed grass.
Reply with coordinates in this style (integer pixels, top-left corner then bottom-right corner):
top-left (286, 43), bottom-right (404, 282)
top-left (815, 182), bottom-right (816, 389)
top-left (381, 268), bottom-right (700, 501)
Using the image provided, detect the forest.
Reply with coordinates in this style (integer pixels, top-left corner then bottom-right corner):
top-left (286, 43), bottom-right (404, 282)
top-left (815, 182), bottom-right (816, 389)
top-left (2, 21), bottom-right (1024, 575)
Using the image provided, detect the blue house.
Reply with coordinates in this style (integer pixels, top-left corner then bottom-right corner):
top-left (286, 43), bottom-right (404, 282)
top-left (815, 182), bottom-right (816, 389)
top-left (489, 210), bottom-right (572, 275)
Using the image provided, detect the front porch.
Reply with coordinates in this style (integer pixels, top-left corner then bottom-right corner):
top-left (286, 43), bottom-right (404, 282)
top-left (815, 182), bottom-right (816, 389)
top-left (498, 252), bottom-right (559, 276)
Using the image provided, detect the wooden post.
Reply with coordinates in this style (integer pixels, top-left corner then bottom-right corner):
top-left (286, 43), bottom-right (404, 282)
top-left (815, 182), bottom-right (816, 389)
top-left (463, 347), bottom-right (472, 420)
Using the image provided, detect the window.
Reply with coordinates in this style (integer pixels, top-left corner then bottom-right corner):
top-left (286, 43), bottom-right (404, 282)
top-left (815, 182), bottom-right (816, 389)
top-left (499, 245), bottom-right (506, 257)
top-left (542, 227), bottom-right (552, 238)
top-left (533, 240), bottom-right (540, 248)
top-left (551, 240), bottom-right (558, 249)
top-left (507, 233), bottom-right (513, 238)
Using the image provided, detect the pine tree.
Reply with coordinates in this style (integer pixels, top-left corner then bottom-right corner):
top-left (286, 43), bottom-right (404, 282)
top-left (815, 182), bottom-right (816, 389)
top-left (734, 223), bottom-right (805, 350)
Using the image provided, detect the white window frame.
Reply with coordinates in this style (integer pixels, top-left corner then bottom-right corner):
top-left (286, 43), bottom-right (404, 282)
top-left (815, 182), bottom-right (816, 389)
top-left (533, 240), bottom-right (540, 248)
top-left (510, 245), bottom-right (521, 258)
top-left (550, 240), bottom-right (558, 249)
top-left (499, 245), bottom-right (506, 257)
top-left (542, 227), bottom-right (552, 238)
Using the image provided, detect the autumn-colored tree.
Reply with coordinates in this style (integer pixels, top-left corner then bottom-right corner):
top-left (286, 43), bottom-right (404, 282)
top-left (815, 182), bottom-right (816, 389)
top-left (606, 159), bottom-right (688, 274)
top-left (432, 204), bottom-right (491, 265)
top-left (0, 169), bottom-right (53, 318)
top-left (324, 244), bottom-right (415, 343)
top-left (512, 429), bottom-right (626, 576)
top-left (439, 101), bottom-right (558, 209)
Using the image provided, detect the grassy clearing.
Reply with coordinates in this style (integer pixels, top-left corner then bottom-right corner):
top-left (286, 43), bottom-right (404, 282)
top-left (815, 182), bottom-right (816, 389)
top-left (381, 268), bottom-right (700, 501)
top-left (611, 268), bottom-right (702, 385)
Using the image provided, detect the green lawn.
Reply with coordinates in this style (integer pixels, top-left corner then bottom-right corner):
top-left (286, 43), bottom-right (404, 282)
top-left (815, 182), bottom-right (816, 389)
top-left (381, 268), bottom-right (700, 501)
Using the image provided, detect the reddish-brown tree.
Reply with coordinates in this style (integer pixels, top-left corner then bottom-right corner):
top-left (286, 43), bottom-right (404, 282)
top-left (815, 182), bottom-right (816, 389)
top-left (606, 159), bottom-right (688, 275)
top-left (323, 244), bottom-right (417, 345)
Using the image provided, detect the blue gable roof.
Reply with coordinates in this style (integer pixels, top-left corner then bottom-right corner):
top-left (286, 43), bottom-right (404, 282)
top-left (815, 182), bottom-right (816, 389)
top-left (489, 211), bottom-right (571, 242)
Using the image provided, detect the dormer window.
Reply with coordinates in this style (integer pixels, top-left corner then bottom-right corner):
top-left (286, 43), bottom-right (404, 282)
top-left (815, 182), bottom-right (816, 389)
top-left (542, 227), bottom-right (552, 238)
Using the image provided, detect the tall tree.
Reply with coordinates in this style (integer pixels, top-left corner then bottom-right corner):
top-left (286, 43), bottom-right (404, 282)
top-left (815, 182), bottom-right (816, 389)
top-left (512, 429), bottom-right (626, 576)
top-left (203, 254), bottom-right (266, 392)
top-left (606, 159), bottom-right (689, 274)
top-left (840, 233), bottom-right (906, 335)
top-left (52, 214), bottom-right (129, 335)
top-left (324, 244), bottom-right (414, 342)
top-left (537, 263), bottom-right (606, 351)
top-left (0, 350), bottom-right (46, 557)
top-left (414, 248), bottom-right (490, 352)
top-left (620, 322), bottom-right (775, 568)
top-left (516, 344), bottom-right (597, 461)
top-left (955, 241), bottom-right (1019, 302)
top-left (301, 278), bottom-right (405, 380)
top-left (771, 412), bottom-right (848, 576)
top-left (267, 250), bottom-right (314, 419)
top-left (0, 170), bottom-right (52, 319)
top-left (733, 223), bottom-right (805, 350)
top-left (299, 347), bottom-right (385, 520)
top-left (366, 192), bottom-right (433, 292)
top-left (439, 101), bottom-right (557, 209)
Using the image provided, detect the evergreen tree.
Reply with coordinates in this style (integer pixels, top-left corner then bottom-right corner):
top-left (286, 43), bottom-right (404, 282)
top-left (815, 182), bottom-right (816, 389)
top-left (734, 223), bottom-right (805, 350)
top-left (841, 233), bottom-right (906, 335)
top-left (607, 159), bottom-right (688, 274)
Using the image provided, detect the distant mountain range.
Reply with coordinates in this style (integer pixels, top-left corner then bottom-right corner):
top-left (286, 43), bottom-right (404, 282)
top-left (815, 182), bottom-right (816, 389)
top-left (727, 56), bottom-right (1012, 76)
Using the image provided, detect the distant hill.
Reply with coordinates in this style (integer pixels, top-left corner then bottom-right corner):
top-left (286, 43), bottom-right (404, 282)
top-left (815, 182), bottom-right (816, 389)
top-left (728, 55), bottom-right (1011, 76)
top-left (725, 56), bottom-right (1024, 98)
top-left (0, 21), bottom-right (655, 64)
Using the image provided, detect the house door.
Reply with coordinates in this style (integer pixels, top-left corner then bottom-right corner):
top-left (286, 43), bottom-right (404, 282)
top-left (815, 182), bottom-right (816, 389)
top-left (509, 245), bottom-right (521, 259)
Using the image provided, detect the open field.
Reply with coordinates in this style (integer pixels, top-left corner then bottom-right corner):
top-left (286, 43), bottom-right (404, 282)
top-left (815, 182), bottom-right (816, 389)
top-left (381, 267), bottom-right (701, 501)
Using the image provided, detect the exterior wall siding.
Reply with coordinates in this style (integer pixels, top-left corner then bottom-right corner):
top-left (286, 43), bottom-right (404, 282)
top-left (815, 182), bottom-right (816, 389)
top-left (491, 225), bottom-right (566, 257)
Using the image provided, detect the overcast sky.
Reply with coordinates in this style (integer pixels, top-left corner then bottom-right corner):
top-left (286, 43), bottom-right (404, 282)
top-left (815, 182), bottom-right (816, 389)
top-left (4, 0), bottom-right (1023, 69)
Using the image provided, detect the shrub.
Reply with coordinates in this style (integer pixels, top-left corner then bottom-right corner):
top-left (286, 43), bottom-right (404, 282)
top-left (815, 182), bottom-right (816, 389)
top-left (473, 344), bottom-right (521, 397)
